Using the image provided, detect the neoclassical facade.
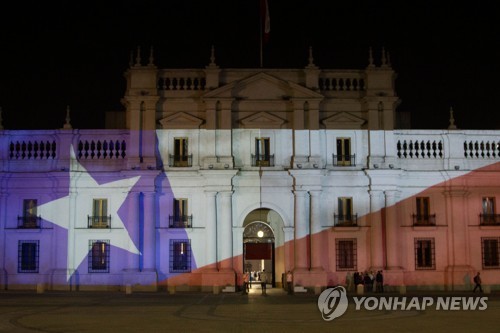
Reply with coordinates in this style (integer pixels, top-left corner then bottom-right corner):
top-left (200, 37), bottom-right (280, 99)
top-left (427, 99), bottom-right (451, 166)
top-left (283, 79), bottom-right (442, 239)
top-left (0, 47), bottom-right (499, 292)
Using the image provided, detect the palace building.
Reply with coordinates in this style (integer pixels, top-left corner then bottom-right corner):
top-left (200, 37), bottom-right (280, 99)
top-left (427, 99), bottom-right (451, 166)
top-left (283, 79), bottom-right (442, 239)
top-left (0, 47), bottom-right (498, 293)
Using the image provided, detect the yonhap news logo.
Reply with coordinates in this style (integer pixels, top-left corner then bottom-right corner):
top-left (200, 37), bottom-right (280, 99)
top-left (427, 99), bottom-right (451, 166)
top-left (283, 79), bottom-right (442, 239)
top-left (318, 287), bottom-right (488, 321)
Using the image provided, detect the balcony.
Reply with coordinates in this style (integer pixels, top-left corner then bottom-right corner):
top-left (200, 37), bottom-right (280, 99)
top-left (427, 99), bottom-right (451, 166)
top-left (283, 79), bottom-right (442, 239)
top-left (334, 214), bottom-right (358, 226)
top-left (169, 215), bottom-right (193, 228)
top-left (412, 214), bottom-right (436, 226)
top-left (169, 154), bottom-right (193, 167)
top-left (17, 216), bottom-right (42, 229)
top-left (480, 213), bottom-right (500, 225)
top-left (332, 154), bottom-right (356, 167)
top-left (251, 154), bottom-right (275, 167)
top-left (88, 215), bottom-right (111, 228)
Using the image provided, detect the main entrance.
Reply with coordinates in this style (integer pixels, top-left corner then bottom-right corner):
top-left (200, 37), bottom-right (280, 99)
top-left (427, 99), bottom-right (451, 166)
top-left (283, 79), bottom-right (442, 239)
top-left (243, 221), bottom-right (275, 287)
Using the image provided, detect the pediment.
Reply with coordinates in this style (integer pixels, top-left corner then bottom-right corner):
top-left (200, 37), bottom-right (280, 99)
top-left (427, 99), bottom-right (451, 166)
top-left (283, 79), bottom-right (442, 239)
top-left (240, 112), bottom-right (287, 129)
top-left (203, 72), bottom-right (324, 100)
top-left (321, 112), bottom-right (366, 129)
top-left (158, 112), bottom-right (204, 129)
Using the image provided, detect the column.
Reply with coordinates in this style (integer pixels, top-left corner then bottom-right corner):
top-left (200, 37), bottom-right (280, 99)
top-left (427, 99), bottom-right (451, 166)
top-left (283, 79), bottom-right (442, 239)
top-left (142, 192), bottom-right (156, 270)
top-left (205, 191), bottom-right (217, 270)
top-left (309, 190), bottom-right (323, 269)
top-left (369, 190), bottom-right (385, 270)
top-left (294, 190), bottom-right (310, 269)
top-left (217, 191), bottom-right (233, 270)
top-left (384, 190), bottom-right (401, 269)
top-left (127, 192), bottom-right (140, 270)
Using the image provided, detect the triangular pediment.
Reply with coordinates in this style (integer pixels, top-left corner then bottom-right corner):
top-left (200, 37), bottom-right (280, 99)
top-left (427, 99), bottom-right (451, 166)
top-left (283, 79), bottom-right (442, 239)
top-left (203, 72), bottom-right (324, 100)
top-left (158, 112), bottom-right (204, 129)
top-left (321, 112), bottom-right (366, 129)
top-left (240, 112), bottom-right (287, 129)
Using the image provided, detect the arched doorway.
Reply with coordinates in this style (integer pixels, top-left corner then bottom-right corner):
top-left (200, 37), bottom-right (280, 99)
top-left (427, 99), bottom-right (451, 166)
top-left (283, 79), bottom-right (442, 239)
top-left (243, 221), bottom-right (275, 287)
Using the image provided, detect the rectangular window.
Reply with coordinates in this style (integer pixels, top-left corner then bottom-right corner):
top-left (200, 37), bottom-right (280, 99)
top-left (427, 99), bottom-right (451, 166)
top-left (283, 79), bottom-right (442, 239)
top-left (335, 138), bottom-right (352, 166)
top-left (414, 197), bottom-right (435, 225)
top-left (21, 199), bottom-right (39, 228)
top-left (170, 198), bottom-right (191, 227)
top-left (18, 240), bottom-right (39, 273)
top-left (481, 197), bottom-right (498, 225)
top-left (415, 238), bottom-right (435, 270)
top-left (336, 197), bottom-right (354, 225)
top-left (88, 240), bottom-right (110, 273)
top-left (336, 239), bottom-right (357, 271)
top-left (482, 238), bottom-right (500, 269)
top-left (170, 239), bottom-right (191, 273)
top-left (173, 137), bottom-right (190, 167)
top-left (89, 199), bottom-right (109, 228)
top-left (254, 137), bottom-right (271, 166)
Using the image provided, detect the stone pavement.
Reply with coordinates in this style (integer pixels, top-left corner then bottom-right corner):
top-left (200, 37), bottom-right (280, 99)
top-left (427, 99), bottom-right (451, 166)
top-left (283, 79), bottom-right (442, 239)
top-left (0, 287), bottom-right (498, 333)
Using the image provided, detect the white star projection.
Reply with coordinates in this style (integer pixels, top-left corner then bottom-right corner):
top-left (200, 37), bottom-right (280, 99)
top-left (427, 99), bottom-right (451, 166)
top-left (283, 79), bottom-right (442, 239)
top-left (38, 146), bottom-right (141, 280)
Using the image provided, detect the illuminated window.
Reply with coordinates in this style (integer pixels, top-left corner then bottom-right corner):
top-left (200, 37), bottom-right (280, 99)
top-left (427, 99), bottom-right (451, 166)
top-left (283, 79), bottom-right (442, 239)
top-left (482, 238), bottom-right (500, 268)
top-left (89, 199), bottom-right (109, 228)
top-left (481, 197), bottom-right (498, 225)
top-left (335, 197), bottom-right (357, 225)
top-left (253, 138), bottom-right (273, 166)
top-left (336, 239), bottom-right (357, 271)
top-left (335, 138), bottom-right (353, 166)
top-left (415, 238), bottom-right (435, 270)
top-left (20, 199), bottom-right (39, 228)
top-left (18, 240), bottom-right (39, 273)
top-left (170, 239), bottom-right (191, 273)
top-left (172, 138), bottom-right (191, 167)
top-left (170, 199), bottom-right (191, 228)
top-left (89, 240), bottom-right (110, 273)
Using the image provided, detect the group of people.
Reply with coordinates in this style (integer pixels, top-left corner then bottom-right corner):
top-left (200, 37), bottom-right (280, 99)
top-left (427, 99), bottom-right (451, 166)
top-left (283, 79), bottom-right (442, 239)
top-left (349, 270), bottom-right (384, 293)
top-left (243, 270), bottom-right (270, 295)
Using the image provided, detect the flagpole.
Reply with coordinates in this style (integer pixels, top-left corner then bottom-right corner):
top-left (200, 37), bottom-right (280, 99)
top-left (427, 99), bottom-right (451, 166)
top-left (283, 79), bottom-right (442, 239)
top-left (259, 0), bottom-right (263, 68)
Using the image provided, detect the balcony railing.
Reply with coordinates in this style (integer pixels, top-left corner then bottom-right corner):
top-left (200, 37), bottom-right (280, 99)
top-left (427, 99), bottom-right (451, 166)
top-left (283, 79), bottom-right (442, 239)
top-left (88, 215), bottom-right (111, 228)
top-left (332, 154), bottom-right (356, 166)
top-left (17, 216), bottom-right (42, 229)
top-left (169, 215), bottom-right (193, 228)
top-left (251, 154), bottom-right (275, 167)
top-left (334, 214), bottom-right (358, 226)
top-left (480, 213), bottom-right (500, 225)
top-left (169, 154), bottom-right (193, 167)
top-left (412, 214), bottom-right (436, 226)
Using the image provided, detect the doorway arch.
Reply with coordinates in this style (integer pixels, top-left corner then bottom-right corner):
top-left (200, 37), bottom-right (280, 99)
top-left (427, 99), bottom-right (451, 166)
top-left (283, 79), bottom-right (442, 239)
top-left (242, 208), bottom-right (285, 288)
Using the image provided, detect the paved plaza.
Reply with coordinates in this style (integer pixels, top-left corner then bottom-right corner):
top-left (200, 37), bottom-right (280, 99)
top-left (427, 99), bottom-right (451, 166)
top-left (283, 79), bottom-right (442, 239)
top-left (0, 287), bottom-right (499, 333)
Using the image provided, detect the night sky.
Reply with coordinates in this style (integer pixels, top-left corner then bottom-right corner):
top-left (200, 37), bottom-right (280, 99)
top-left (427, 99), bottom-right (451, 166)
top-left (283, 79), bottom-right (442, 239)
top-left (0, 1), bottom-right (498, 130)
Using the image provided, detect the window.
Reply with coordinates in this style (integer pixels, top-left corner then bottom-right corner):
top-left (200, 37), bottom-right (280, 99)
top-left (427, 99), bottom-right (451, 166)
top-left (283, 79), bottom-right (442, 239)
top-left (335, 197), bottom-right (356, 225)
top-left (334, 138), bottom-right (354, 166)
top-left (170, 239), bottom-right (191, 273)
top-left (88, 240), bottom-right (110, 273)
top-left (18, 240), bottom-right (39, 273)
top-left (481, 197), bottom-right (498, 225)
top-left (19, 199), bottom-right (39, 228)
top-left (89, 199), bottom-right (109, 228)
top-left (482, 238), bottom-right (500, 268)
top-left (336, 239), bottom-right (357, 271)
top-left (415, 238), bottom-right (435, 270)
top-left (253, 137), bottom-right (273, 166)
top-left (171, 137), bottom-right (191, 167)
top-left (170, 198), bottom-right (192, 228)
top-left (413, 197), bottom-right (435, 225)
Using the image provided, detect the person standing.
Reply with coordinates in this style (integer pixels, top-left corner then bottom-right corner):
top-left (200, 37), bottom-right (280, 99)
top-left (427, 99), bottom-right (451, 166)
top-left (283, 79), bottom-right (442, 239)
top-left (376, 270), bottom-right (384, 293)
top-left (243, 271), bottom-right (250, 294)
top-left (286, 270), bottom-right (293, 295)
top-left (473, 272), bottom-right (483, 293)
top-left (261, 269), bottom-right (268, 295)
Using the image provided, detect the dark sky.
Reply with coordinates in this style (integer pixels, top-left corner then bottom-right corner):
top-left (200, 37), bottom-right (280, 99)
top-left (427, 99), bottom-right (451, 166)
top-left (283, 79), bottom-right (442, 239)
top-left (0, 1), bottom-right (498, 130)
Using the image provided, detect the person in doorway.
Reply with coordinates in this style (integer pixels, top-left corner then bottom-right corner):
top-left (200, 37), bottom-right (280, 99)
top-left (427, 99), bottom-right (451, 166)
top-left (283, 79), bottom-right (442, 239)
top-left (261, 269), bottom-right (268, 295)
top-left (243, 271), bottom-right (250, 294)
top-left (473, 272), bottom-right (483, 293)
top-left (286, 270), bottom-right (293, 295)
